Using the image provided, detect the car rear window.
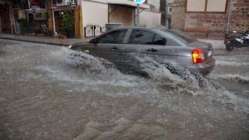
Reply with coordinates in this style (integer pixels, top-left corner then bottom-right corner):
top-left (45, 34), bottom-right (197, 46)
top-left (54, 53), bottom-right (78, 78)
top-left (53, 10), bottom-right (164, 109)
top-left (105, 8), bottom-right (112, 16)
top-left (162, 29), bottom-right (196, 43)
top-left (129, 30), bottom-right (155, 44)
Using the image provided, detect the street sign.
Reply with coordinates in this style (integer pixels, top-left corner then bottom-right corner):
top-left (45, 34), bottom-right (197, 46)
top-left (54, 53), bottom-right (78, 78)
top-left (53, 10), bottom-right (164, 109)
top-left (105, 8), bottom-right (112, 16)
top-left (134, 0), bottom-right (146, 5)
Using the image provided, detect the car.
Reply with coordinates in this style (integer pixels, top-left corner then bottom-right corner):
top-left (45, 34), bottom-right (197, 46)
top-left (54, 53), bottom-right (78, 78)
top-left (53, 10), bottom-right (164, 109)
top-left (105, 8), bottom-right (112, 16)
top-left (71, 27), bottom-right (215, 76)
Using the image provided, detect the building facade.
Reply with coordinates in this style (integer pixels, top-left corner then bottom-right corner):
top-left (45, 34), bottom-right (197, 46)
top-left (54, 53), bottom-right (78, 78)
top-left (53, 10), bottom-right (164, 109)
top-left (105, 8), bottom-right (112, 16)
top-left (81, 0), bottom-right (162, 38)
top-left (171, 0), bottom-right (249, 38)
top-left (140, 0), bottom-right (161, 27)
top-left (0, 0), bottom-right (80, 37)
top-left (0, 0), bottom-right (162, 38)
top-left (0, 0), bottom-right (16, 34)
top-left (160, 0), bottom-right (174, 28)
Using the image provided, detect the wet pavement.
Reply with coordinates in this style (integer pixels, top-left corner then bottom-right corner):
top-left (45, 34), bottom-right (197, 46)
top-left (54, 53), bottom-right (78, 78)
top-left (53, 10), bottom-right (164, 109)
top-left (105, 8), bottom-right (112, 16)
top-left (0, 39), bottom-right (249, 140)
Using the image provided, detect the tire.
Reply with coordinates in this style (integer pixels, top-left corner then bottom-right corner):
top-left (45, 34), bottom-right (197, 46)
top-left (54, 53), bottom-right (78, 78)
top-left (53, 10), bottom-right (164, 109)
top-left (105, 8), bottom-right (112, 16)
top-left (225, 43), bottom-right (234, 51)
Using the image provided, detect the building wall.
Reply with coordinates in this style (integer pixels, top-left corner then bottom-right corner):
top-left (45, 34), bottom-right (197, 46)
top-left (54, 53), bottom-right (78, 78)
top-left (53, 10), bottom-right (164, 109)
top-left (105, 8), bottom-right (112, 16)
top-left (140, 11), bottom-right (161, 27)
top-left (147, 0), bottom-right (160, 12)
top-left (160, 0), bottom-right (175, 27)
top-left (184, 13), bottom-right (226, 33)
top-left (80, 0), bottom-right (162, 37)
top-left (109, 5), bottom-right (134, 26)
top-left (229, 0), bottom-right (249, 32)
top-left (140, 0), bottom-right (161, 27)
top-left (0, 3), bottom-right (11, 33)
top-left (171, 0), bottom-right (186, 30)
top-left (81, 1), bottom-right (108, 27)
top-left (81, 0), bottom-right (108, 37)
top-left (171, 0), bottom-right (249, 38)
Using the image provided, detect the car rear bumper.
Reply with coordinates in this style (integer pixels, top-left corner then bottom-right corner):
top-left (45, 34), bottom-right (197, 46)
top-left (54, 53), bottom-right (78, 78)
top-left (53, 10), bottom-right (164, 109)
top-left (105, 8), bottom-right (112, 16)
top-left (189, 58), bottom-right (216, 75)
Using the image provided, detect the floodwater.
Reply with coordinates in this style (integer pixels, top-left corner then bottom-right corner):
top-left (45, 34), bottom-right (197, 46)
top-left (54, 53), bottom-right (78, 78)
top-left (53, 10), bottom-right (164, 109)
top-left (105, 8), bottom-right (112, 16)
top-left (0, 39), bottom-right (248, 140)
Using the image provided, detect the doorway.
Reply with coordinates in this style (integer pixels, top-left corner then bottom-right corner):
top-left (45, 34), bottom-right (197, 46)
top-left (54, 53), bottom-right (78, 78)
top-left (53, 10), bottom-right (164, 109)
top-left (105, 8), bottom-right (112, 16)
top-left (0, 4), bottom-right (11, 33)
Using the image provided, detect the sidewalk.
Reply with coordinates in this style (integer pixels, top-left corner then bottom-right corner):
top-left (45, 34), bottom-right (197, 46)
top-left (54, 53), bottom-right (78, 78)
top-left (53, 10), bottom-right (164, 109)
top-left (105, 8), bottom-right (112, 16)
top-left (198, 39), bottom-right (225, 50)
top-left (0, 33), bottom-right (225, 49)
top-left (0, 34), bottom-right (86, 46)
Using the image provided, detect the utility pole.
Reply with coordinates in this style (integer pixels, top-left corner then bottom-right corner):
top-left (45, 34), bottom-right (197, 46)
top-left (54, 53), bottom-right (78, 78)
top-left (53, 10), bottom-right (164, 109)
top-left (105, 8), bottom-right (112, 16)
top-left (165, 0), bottom-right (169, 29)
top-left (135, 4), bottom-right (140, 26)
top-left (47, 0), bottom-right (57, 36)
top-left (27, 0), bottom-right (31, 9)
top-left (134, 0), bottom-right (145, 26)
top-left (225, 0), bottom-right (233, 34)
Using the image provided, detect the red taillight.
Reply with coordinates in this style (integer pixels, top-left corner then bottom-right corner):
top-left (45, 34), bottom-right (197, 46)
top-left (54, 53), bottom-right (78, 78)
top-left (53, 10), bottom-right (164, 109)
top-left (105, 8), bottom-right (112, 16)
top-left (192, 48), bottom-right (204, 64)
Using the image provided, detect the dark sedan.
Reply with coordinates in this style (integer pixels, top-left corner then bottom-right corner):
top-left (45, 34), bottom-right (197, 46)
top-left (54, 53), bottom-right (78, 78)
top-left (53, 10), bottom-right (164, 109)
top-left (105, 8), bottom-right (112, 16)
top-left (71, 27), bottom-right (215, 75)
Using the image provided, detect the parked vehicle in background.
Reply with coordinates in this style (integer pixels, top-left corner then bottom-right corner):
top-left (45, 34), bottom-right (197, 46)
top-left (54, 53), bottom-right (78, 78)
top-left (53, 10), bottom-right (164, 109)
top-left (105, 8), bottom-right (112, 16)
top-left (225, 30), bottom-right (249, 51)
top-left (71, 27), bottom-right (215, 76)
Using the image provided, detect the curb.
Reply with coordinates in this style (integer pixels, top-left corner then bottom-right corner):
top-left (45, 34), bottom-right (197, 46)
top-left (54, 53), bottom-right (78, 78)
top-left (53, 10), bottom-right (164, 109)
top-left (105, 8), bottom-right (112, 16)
top-left (0, 35), bottom-right (77, 47)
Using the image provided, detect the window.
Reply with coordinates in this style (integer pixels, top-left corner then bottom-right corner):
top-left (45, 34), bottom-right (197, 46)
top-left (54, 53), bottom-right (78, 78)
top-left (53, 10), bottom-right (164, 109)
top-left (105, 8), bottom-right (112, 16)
top-left (129, 30), bottom-right (155, 45)
top-left (187, 0), bottom-right (206, 12)
top-left (129, 29), bottom-right (170, 46)
top-left (186, 0), bottom-right (227, 12)
top-left (97, 30), bottom-right (127, 44)
top-left (165, 38), bottom-right (179, 46)
top-left (153, 35), bottom-right (167, 45)
top-left (206, 0), bottom-right (227, 12)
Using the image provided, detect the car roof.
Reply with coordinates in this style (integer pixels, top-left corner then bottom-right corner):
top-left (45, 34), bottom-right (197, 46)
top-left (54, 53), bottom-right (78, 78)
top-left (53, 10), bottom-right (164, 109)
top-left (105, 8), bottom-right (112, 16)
top-left (109, 26), bottom-right (166, 31)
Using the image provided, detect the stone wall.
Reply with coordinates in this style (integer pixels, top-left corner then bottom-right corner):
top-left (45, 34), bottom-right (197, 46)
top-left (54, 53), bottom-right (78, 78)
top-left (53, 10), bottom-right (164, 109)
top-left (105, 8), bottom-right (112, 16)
top-left (230, 0), bottom-right (249, 32)
top-left (184, 13), bottom-right (226, 38)
top-left (171, 0), bottom-right (249, 38)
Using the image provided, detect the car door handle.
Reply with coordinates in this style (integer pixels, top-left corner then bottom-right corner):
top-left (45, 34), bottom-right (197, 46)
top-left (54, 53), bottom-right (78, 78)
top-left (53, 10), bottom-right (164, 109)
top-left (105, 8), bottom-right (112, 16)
top-left (146, 48), bottom-right (158, 52)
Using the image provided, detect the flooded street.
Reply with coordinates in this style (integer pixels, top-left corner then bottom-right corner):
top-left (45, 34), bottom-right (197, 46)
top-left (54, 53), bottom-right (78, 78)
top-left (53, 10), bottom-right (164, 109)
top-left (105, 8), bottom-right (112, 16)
top-left (0, 39), bottom-right (249, 140)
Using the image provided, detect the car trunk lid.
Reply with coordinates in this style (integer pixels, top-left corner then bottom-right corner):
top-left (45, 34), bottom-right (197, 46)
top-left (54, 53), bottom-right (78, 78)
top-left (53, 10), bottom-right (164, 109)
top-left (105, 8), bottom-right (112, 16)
top-left (188, 41), bottom-right (214, 63)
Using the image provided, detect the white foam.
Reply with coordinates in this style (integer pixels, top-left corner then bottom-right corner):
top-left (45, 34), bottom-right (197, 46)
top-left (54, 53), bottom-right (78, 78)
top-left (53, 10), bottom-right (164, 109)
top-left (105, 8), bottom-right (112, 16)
top-left (210, 74), bottom-right (249, 83)
top-left (216, 60), bottom-right (249, 67)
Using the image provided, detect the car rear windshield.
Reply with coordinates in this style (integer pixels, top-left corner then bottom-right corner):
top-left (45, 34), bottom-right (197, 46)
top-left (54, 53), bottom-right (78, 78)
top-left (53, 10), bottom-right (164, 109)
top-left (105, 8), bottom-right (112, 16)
top-left (161, 29), bottom-right (196, 43)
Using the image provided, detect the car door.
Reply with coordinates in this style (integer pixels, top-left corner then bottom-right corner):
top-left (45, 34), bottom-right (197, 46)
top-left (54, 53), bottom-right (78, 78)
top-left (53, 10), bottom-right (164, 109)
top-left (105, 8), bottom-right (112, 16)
top-left (126, 29), bottom-right (184, 68)
top-left (91, 29), bottom-right (128, 65)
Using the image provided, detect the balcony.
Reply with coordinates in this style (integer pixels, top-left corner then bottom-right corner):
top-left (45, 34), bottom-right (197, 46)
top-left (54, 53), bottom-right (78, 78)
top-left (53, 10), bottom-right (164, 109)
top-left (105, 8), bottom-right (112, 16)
top-left (108, 0), bottom-right (149, 8)
top-left (54, 0), bottom-right (77, 7)
top-left (86, 0), bottom-right (150, 9)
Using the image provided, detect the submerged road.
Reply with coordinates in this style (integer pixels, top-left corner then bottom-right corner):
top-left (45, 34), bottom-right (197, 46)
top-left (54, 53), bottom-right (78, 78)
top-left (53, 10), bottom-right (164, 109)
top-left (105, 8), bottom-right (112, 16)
top-left (0, 39), bottom-right (249, 140)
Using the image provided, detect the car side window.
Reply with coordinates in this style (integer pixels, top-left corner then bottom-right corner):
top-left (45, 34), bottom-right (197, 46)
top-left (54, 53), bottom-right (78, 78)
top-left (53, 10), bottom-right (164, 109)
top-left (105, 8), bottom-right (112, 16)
top-left (129, 30), bottom-right (155, 44)
top-left (97, 29), bottom-right (127, 44)
top-left (153, 35), bottom-right (167, 45)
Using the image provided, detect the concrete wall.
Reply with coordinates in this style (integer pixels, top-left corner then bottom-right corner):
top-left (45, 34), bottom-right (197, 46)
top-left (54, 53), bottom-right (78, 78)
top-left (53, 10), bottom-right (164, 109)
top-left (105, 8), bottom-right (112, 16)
top-left (147, 0), bottom-right (160, 12)
top-left (81, 1), bottom-right (108, 27)
top-left (81, 0), bottom-right (108, 37)
top-left (140, 11), bottom-right (161, 27)
top-left (171, 0), bottom-right (186, 30)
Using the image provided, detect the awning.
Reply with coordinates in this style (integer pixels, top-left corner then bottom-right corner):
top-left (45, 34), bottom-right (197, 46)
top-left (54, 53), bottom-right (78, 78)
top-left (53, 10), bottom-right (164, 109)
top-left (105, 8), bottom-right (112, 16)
top-left (107, 0), bottom-right (149, 9)
top-left (85, 0), bottom-right (149, 9)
